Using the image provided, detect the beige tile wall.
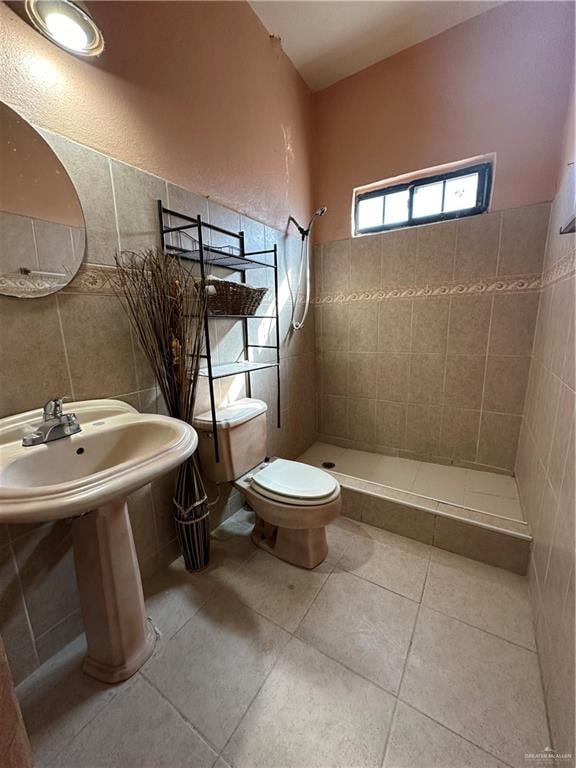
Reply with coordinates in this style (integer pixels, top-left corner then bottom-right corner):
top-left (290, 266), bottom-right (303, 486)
top-left (314, 203), bottom-right (549, 473)
top-left (0, 131), bottom-right (317, 684)
top-left (515, 162), bottom-right (575, 758)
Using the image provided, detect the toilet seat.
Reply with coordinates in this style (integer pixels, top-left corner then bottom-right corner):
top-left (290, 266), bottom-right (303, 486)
top-left (250, 458), bottom-right (338, 506)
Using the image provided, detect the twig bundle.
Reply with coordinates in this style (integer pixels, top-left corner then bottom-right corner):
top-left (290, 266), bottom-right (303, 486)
top-left (114, 249), bottom-right (207, 523)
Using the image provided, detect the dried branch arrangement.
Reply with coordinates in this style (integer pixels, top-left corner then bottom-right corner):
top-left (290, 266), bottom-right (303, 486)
top-left (114, 248), bottom-right (210, 570)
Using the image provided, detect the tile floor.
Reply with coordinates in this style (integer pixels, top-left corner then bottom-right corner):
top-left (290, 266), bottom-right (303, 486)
top-left (300, 442), bottom-right (524, 520)
top-left (17, 509), bottom-right (549, 768)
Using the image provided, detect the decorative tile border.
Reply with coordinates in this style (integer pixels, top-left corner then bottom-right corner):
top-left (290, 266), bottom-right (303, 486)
top-left (312, 273), bottom-right (542, 305)
top-left (541, 250), bottom-right (576, 288)
top-left (61, 264), bottom-right (120, 295)
top-left (7, 253), bottom-right (571, 300)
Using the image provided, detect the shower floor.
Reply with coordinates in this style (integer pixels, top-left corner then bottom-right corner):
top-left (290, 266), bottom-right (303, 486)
top-left (298, 443), bottom-right (531, 551)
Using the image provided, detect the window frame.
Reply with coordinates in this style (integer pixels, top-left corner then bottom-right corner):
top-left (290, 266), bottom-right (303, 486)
top-left (354, 162), bottom-right (493, 236)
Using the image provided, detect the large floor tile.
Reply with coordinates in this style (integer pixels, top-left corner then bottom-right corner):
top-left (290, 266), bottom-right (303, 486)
top-left (465, 469), bottom-right (518, 499)
top-left (296, 569), bottom-right (418, 693)
top-left (57, 676), bottom-right (216, 768)
top-left (337, 526), bottom-right (430, 600)
top-left (411, 463), bottom-right (468, 505)
top-left (384, 702), bottom-right (507, 768)
top-left (17, 635), bottom-right (129, 768)
top-left (144, 594), bottom-right (289, 749)
top-left (400, 608), bottom-right (549, 767)
top-left (223, 637), bottom-right (395, 768)
top-left (423, 549), bottom-right (535, 649)
top-left (225, 549), bottom-right (332, 631)
top-left (144, 534), bottom-right (254, 643)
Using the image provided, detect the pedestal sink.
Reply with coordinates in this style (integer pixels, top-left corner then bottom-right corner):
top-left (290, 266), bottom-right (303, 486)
top-left (0, 400), bottom-right (197, 683)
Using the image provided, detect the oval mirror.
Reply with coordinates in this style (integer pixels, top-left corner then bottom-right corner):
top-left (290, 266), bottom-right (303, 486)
top-left (0, 102), bottom-right (86, 298)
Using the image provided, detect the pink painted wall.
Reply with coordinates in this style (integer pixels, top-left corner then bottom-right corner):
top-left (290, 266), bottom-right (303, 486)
top-left (313, 1), bottom-right (575, 243)
top-left (0, 1), bottom-right (313, 231)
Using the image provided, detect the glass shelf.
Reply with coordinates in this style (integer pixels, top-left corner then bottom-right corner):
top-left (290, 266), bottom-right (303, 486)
top-left (166, 242), bottom-right (275, 271)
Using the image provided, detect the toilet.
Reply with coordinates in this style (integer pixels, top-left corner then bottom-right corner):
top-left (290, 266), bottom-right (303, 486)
top-left (194, 398), bottom-right (341, 569)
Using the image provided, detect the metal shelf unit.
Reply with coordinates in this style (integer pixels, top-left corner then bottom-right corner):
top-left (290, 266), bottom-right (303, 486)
top-left (158, 202), bottom-right (280, 463)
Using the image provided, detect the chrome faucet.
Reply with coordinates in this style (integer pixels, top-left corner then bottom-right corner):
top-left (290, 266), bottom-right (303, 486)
top-left (22, 397), bottom-right (82, 447)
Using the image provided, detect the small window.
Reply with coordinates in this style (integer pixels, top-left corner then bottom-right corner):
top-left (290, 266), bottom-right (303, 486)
top-left (354, 162), bottom-right (493, 235)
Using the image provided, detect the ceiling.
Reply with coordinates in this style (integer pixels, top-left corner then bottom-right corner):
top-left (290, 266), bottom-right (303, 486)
top-left (250, 1), bottom-right (503, 91)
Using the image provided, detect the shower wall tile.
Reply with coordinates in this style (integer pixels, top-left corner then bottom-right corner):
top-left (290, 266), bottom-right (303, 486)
top-left (515, 163), bottom-right (575, 761)
top-left (317, 201), bottom-right (545, 472)
top-left (454, 211), bottom-right (500, 280)
top-left (411, 299), bottom-right (449, 354)
top-left (408, 354), bottom-right (445, 405)
top-left (483, 356), bottom-right (530, 414)
top-left (377, 354), bottom-right (410, 402)
top-left (498, 203), bottom-right (549, 276)
top-left (477, 412), bottom-right (521, 470)
top-left (488, 293), bottom-right (539, 356)
top-left (377, 301), bottom-right (412, 353)
top-left (375, 401), bottom-right (406, 448)
top-left (447, 295), bottom-right (492, 355)
top-left (350, 235), bottom-right (381, 291)
top-left (443, 355), bottom-right (484, 409)
top-left (406, 404), bottom-right (441, 456)
top-left (439, 408), bottom-right (480, 461)
top-left (415, 220), bottom-right (456, 282)
top-left (349, 303), bottom-right (378, 352)
top-left (380, 228), bottom-right (417, 285)
top-left (322, 239), bottom-right (350, 294)
top-left (347, 398), bottom-right (376, 443)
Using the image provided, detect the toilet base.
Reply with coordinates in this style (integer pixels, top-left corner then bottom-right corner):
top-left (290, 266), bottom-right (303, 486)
top-left (251, 513), bottom-right (328, 569)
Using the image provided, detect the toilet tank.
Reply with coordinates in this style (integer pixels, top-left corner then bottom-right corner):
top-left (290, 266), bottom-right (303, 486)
top-left (193, 398), bottom-right (268, 484)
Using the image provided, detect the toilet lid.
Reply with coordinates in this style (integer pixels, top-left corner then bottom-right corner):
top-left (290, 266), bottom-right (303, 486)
top-left (251, 459), bottom-right (338, 502)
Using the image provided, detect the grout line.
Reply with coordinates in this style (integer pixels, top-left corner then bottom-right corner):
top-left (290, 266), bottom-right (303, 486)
top-left (422, 603), bottom-right (537, 654)
top-left (108, 158), bottom-right (122, 253)
top-left (474, 294), bottom-right (495, 462)
top-left (394, 699), bottom-right (518, 768)
top-left (8, 539), bottom-right (41, 669)
top-left (54, 293), bottom-right (75, 400)
top-left (30, 218), bottom-right (40, 270)
top-left (141, 672), bottom-right (223, 757)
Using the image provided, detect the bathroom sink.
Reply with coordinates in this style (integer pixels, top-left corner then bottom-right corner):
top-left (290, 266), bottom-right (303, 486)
top-left (0, 398), bottom-right (198, 684)
top-left (0, 399), bottom-right (198, 523)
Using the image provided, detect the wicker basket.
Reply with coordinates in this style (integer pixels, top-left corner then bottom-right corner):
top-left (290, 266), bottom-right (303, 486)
top-left (206, 277), bottom-right (268, 316)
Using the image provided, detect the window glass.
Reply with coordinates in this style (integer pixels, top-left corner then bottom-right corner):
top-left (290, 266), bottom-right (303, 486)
top-left (412, 181), bottom-right (443, 219)
top-left (384, 189), bottom-right (409, 225)
top-left (354, 162), bottom-right (491, 235)
top-left (444, 172), bottom-right (478, 212)
top-left (357, 196), bottom-right (383, 230)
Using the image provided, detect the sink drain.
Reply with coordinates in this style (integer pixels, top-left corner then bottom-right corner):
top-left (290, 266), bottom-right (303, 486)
top-left (322, 461), bottom-right (336, 469)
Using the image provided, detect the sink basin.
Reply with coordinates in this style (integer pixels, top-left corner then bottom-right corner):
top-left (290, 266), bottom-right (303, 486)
top-left (0, 399), bottom-right (198, 523)
top-left (0, 399), bottom-right (198, 684)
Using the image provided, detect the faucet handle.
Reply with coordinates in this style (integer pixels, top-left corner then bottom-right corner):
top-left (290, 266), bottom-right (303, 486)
top-left (43, 396), bottom-right (71, 420)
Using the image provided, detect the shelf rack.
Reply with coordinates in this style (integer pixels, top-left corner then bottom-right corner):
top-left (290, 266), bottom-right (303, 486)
top-left (158, 202), bottom-right (280, 463)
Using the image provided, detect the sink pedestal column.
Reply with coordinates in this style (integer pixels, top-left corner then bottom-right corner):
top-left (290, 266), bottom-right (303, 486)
top-left (73, 498), bottom-right (156, 683)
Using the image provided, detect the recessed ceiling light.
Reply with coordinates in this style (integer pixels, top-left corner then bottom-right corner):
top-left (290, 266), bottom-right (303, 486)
top-left (25, 0), bottom-right (104, 57)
